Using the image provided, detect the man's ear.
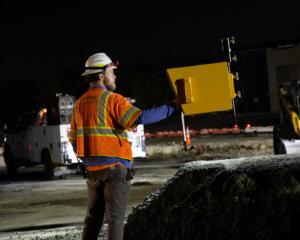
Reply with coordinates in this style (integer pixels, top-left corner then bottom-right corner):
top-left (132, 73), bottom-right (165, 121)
top-left (98, 72), bottom-right (104, 80)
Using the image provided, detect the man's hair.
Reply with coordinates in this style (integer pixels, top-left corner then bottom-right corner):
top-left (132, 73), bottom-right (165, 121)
top-left (84, 71), bottom-right (104, 83)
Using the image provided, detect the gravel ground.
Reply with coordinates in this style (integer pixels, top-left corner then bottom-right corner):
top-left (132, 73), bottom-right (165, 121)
top-left (146, 133), bottom-right (274, 159)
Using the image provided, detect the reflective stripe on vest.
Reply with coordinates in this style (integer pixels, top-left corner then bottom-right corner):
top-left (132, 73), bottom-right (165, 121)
top-left (76, 127), bottom-right (127, 139)
top-left (119, 106), bottom-right (141, 128)
top-left (97, 90), bottom-right (112, 127)
top-left (69, 129), bottom-right (77, 141)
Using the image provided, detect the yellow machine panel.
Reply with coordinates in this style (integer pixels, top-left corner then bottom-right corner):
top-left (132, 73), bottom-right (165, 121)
top-left (167, 61), bottom-right (236, 116)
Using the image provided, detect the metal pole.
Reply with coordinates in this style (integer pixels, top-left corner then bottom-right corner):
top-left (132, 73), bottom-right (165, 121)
top-left (181, 111), bottom-right (188, 152)
top-left (232, 98), bottom-right (237, 126)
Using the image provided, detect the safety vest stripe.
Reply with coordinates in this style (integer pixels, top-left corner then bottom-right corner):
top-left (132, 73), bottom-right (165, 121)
top-left (69, 130), bottom-right (77, 139)
top-left (103, 92), bottom-right (110, 126)
top-left (77, 153), bottom-right (131, 161)
top-left (77, 134), bottom-right (127, 140)
top-left (97, 90), bottom-right (112, 127)
top-left (76, 127), bottom-right (127, 138)
top-left (96, 91), bottom-right (105, 126)
top-left (125, 109), bottom-right (142, 129)
top-left (119, 106), bottom-right (141, 128)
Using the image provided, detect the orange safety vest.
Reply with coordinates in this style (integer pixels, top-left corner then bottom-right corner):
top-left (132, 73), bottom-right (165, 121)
top-left (69, 87), bottom-right (142, 161)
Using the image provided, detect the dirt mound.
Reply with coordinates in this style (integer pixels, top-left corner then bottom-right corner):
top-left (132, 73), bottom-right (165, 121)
top-left (124, 155), bottom-right (300, 240)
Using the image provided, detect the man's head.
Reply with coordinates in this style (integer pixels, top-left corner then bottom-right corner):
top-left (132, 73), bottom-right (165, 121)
top-left (82, 53), bottom-right (118, 91)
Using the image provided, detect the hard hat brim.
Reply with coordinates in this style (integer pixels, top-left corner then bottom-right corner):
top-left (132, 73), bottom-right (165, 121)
top-left (81, 66), bottom-right (117, 76)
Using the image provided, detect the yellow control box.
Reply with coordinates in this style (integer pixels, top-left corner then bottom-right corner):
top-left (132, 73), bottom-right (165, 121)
top-left (167, 61), bottom-right (236, 116)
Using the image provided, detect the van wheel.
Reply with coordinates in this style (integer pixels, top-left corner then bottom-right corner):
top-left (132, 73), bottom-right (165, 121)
top-left (43, 151), bottom-right (54, 179)
top-left (3, 146), bottom-right (17, 177)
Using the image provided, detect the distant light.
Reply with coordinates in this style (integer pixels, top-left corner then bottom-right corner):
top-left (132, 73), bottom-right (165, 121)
top-left (247, 124), bottom-right (251, 128)
top-left (234, 124), bottom-right (238, 128)
top-left (28, 145), bottom-right (32, 151)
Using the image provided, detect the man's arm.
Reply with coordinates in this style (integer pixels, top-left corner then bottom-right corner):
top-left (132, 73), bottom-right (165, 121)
top-left (135, 102), bottom-right (176, 125)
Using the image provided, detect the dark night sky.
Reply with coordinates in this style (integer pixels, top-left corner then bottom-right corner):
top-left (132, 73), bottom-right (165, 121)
top-left (1, 1), bottom-right (299, 80)
top-left (0, 1), bottom-right (300, 121)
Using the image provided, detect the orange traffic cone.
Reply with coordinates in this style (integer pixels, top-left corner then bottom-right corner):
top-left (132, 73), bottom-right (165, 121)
top-left (186, 126), bottom-right (191, 145)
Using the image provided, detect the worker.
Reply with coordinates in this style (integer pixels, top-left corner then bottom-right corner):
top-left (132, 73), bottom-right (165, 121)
top-left (69, 53), bottom-right (180, 240)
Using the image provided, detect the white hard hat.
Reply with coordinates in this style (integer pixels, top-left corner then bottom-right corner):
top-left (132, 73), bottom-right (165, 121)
top-left (81, 53), bottom-right (118, 76)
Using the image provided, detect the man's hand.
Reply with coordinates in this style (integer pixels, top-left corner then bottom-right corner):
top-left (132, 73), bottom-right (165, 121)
top-left (128, 123), bottom-right (138, 131)
top-left (172, 96), bottom-right (182, 111)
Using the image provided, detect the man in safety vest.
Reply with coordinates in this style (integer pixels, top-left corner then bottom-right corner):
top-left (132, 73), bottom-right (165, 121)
top-left (69, 53), bottom-right (180, 240)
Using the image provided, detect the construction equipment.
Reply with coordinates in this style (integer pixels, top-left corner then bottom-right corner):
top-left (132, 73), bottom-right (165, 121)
top-left (167, 61), bottom-right (237, 116)
top-left (166, 37), bottom-right (239, 152)
top-left (273, 80), bottom-right (300, 154)
top-left (167, 57), bottom-right (238, 152)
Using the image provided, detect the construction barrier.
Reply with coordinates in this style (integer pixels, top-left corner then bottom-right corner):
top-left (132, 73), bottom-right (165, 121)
top-left (145, 126), bottom-right (273, 139)
top-left (145, 132), bottom-right (155, 138)
top-left (244, 126), bottom-right (273, 133)
top-left (200, 129), bottom-right (210, 135)
top-left (176, 130), bottom-right (183, 136)
top-left (210, 128), bottom-right (230, 134)
top-left (166, 131), bottom-right (177, 137)
top-left (155, 131), bottom-right (165, 138)
top-left (189, 129), bottom-right (197, 135)
top-left (231, 127), bottom-right (241, 134)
